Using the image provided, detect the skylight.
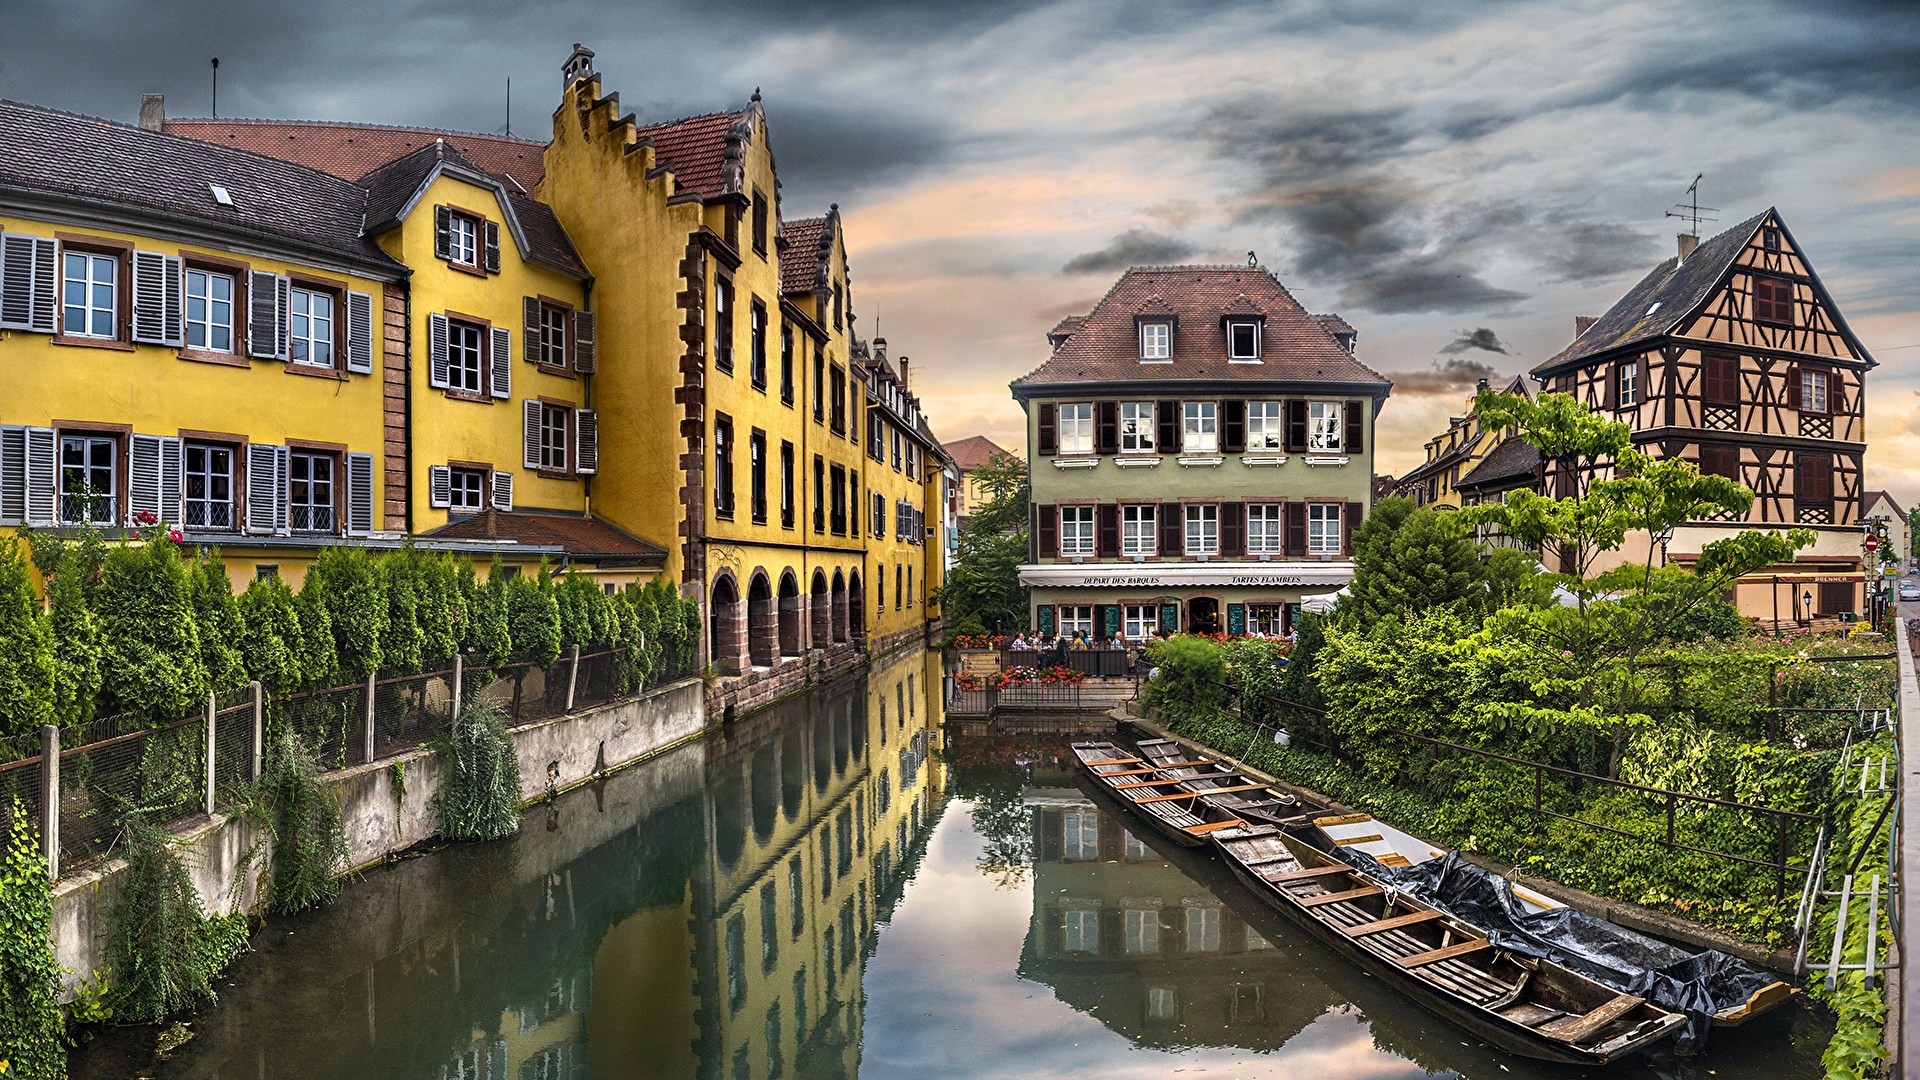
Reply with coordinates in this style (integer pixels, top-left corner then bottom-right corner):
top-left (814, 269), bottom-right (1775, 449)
top-left (209, 184), bottom-right (233, 206)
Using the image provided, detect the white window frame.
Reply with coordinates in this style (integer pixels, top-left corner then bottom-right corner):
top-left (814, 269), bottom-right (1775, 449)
top-left (1246, 401), bottom-right (1284, 451)
top-left (1057, 403), bottom-right (1095, 455)
top-left (62, 251), bottom-right (117, 339)
top-left (1058, 604), bottom-right (1094, 637)
top-left (539, 405), bottom-right (569, 472)
top-left (1119, 402), bottom-right (1155, 452)
top-left (1146, 987), bottom-right (1177, 1021)
top-left (1124, 907), bottom-right (1160, 954)
top-left (447, 213), bottom-right (478, 267)
top-left (1139, 321), bottom-right (1170, 361)
top-left (1123, 603), bottom-right (1158, 639)
top-left (1247, 603), bottom-right (1285, 636)
top-left (1245, 503), bottom-right (1283, 554)
top-left (1184, 503), bottom-right (1218, 555)
top-left (1308, 502), bottom-right (1342, 555)
top-left (1802, 369), bottom-right (1829, 413)
top-left (539, 305), bottom-right (568, 367)
top-left (1182, 401), bottom-right (1217, 453)
top-left (450, 467), bottom-right (486, 512)
top-left (1185, 905), bottom-right (1221, 952)
top-left (183, 442), bottom-right (234, 529)
top-left (288, 451), bottom-right (335, 533)
top-left (288, 287), bottom-right (334, 368)
top-left (1059, 505), bottom-right (1095, 555)
top-left (1121, 504), bottom-right (1156, 555)
top-left (1063, 908), bottom-right (1100, 953)
top-left (447, 319), bottom-right (484, 394)
top-left (1227, 320), bottom-right (1260, 361)
top-left (59, 434), bottom-right (116, 524)
top-left (1063, 809), bottom-right (1098, 860)
top-left (184, 268), bottom-right (235, 353)
top-left (1619, 361), bottom-right (1638, 407)
top-left (1307, 401), bottom-right (1343, 452)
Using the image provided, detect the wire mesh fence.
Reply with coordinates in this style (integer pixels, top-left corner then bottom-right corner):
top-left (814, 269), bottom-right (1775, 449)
top-left (212, 685), bottom-right (258, 813)
top-left (371, 668), bottom-right (457, 759)
top-left (279, 682), bottom-right (368, 773)
top-left (59, 712), bottom-right (208, 870)
top-left (0, 752), bottom-right (43, 844)
top-left (572, 649), bottom-right (626, 713)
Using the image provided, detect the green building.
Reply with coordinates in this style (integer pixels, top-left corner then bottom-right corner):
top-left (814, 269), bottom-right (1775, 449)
top-left (1011, 264), bottom-right (1391, 638)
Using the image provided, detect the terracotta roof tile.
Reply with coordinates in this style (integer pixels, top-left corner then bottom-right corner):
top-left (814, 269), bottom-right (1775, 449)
top-left (780, 215), bottom-right (829, 294)
top-left (1013, 266), bottom-right (1390, 392)
top-left (942, 435), bottom-right (1011, 471)
top-left (632, 111), bottom-right (741, 201)
top-left (0, 100), bottom-right (398, 270)
top-left (164, 118), bottom-right (548, 190)
top-left (426, 511), bottom-right (667, 562)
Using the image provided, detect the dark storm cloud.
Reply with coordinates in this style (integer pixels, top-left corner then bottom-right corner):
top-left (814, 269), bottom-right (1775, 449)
top-left (768, 102), bottom-right (958, 203)
top-left (1440, 328), bottom-right (1509, 356)
top-left (1061, 229), bottom-right (1197, 274)
top-left (1386, 357), bottom-right (1501, 395)
top-left (1534, 219), bottom-right (1663, 284)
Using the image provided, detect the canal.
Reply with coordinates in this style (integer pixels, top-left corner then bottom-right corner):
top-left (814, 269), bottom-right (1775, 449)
top-left (72, 647), bottom-right (1832, 1079)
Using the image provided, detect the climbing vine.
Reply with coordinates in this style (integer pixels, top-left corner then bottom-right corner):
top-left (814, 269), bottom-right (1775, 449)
top-left (0, 807), bottom-right (64, 1080)
top-left (259, 728), bottom-right (348, 915)
top-left (433, 702), bottom-right (522, 841)
top-left (106, 812), bottom-right (248, 1023)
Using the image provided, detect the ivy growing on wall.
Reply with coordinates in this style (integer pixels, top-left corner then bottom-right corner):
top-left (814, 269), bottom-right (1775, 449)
top-left (0, 809), bottom-right (64, 1080)
top-left (0, 540), bottom-right (55, 737)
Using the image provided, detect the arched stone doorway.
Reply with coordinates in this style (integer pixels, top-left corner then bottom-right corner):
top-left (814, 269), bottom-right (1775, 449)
top-left (709, 573), bottom-right (745, 675)
top-left (848, 570), bottom-right (865, 639)
top-left (810, 569), bottom-right (831, 650)
top-left (777, 570), bottom-right (803, 657)
top-left (746, 571), bottom-right (776, 668)
top-left (831, 570), bottom-right (849, 644)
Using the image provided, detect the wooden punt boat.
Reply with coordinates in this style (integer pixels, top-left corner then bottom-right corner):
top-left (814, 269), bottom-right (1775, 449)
top-left (1133, 737), bottom-right (1316, 826)
top-left (1213, 824), bottom-right (1689, 1065)
top-left (1070, 740), bottom-right (1249, 847)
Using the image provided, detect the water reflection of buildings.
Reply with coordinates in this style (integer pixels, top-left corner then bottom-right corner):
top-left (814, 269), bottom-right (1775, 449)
top-left (1016, 792), bottom-right (1335, 1051)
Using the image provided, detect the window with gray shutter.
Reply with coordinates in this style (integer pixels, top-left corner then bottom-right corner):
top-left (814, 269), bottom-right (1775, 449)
top-left (0, 427), bottom-right (24, 525)
top-left (524, 400), bottom-right (543, 470)
top-left (274, 276), bottom-right (291, 360)
top-left (245, 443), bottom-right (279, 534)
top-left (429, 465), bottom-right (451, 509)
top-left (490, 471), bottom-right (514, 511)
top-left (344, 290), bottom-right (375, 374)
top-left (484, 221), bottom-right (501, 273)
top-left (345, 452), bottom-right (375, 536)
top-left (1, 234), bottom-right (58, 333)
top-left (130, 251), bottom-right (184, 346)
top-left (247, 270), bottom-right (285, 359)
top-left (489, 326), bottom-right (511, 398)
top-left (428, 313), bottom-right (451, 389)
top-left (572, 310), bottom-right (595, 373)
top-left (126, 434), bottom-right (184, 525)
top-left (523, 297), bottom-right (541, 363)
top-left (434, 205), bottom-right (452, 261)
top-left (575, 409), bottom-right (598, 474)
top-left (22, 428), bottom-right (55, 527)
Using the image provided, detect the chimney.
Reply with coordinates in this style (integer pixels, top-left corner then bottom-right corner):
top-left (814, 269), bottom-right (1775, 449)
top-left (562, 43), bottom-right (595, 88)
top-left (1677, 233), bottom-right (1699, 260)
top-left (899, 357), bottom-right (909, 390)
top-left (1574, 315), bottom-right (1598, 337)
top-left (1475, 377), bottom-right (1489, 392)
top-left (139, 94), bottom-right (165, 132)
top-left (872, 336), bottom-right (887, 362)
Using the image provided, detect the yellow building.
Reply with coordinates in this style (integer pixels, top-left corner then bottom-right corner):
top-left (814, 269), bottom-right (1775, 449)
top-left (1390, 375), bottom-right (1542, 513)
top-left (856, 338), bottom-right (950, 654)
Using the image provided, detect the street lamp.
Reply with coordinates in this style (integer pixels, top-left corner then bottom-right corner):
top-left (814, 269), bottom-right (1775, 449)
top-left (1802, 588), bottom-right (1813, 627)
top-left (1652, 526), bottom-right (1675, 568)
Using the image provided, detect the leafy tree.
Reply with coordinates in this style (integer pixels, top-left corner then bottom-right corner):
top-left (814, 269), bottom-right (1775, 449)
top-left (46, 547), bottom-right (101, 727)
top-left (1142, 635), bottom-right (1226, 722)
top-left (293, 578), bottom-right (340, 690)
top-left (463, 559), bottom-right (512, 668)
top-left (1344, 501), bottom-right (1486, 627)
top-left (96, 537), bottom-right (208, 722)
top-left (416, 554), bottom-right (462, 668)
top-left (507, 564), bottom-right (561, 665)
top-left (307, 547), bottom-right (387, 677)
top-left (1, 542), bottom-right (57, 738)
top-left (935, 451), bottom-right (1030, 633)
top-left (238, 575), bottom-right (304, 695)
top-left (187, 547), bottom-right (246, 692)
top-left (377, 551), bottom-right (423, 675)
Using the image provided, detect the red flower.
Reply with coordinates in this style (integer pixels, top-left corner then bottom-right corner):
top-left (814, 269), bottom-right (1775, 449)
top-left (167, 528), bottom-right (183, 543)
top-left (134, 509), bottom-right (158, 526)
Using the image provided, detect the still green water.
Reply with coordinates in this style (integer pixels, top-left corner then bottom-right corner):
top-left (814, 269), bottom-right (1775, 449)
top-left (72, 648), bottom-right (1831, 1079)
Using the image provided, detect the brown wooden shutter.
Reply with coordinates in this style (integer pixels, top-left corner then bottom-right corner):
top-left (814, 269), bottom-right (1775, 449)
top-left (1037, 403), bottom-right (1057, 455)
top-left (523, 297), bottom-right (542, 363)
top-left (1704, 354), bottom-right (1737, 404)
top-left (1160, 501), bottom-right (1183, 556)
top-left (1786, 365), bottom-right (1802, 410)
top-left (434, 205), bottom-right (452, 260)
top-left (1285, 400), bottom-right (1307, 453)
top-left (1220, 500), bottom-right (1243, 556)
top-left (1798, 455), bottom-right (1832, 502)
top-left (572, 310), bottom-right (595, 373)
top-left (1285, 501), bottom-right (1307, 557)
top-left (1221, 399), bottom-right (1245, 453)
top-left (1702, 447), bottom-right (1737, 480)
top-left (1342, 500), bottom-right (1357, 556)
top-left (1345, 401), bottom-right (1364, 455)
top-left (1036, 502), bottom-right (1058, 557)
top-left (483, 220), bottom-right (501, 273)
top-left (1157, 400), bottom-right (1180, 453)
top-left (1096, 401), bottom-right (1118, 455)
top-left (1603, 364), bottom-right (1619, 410)
top-left (1097, 503), bottom-right (1119, 557)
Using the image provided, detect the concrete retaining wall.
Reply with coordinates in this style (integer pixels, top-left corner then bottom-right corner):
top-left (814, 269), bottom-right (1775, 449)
top-left (48, 676), bottom-right (706, 999)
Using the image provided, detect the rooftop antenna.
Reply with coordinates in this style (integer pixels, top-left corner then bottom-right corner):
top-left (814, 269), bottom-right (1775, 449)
top-left (1247, 250), bottom-right (1257, 266)
top-left (1665, 174), bottom-right (1718, 236)
top-left (505, 77), bottom-right (512, 138)
top-left (210, 58), bottom-right (218, 118)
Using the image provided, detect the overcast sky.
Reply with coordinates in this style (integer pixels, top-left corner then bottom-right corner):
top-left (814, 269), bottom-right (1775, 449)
top-left (11, 0), bottom-right (1920, 501)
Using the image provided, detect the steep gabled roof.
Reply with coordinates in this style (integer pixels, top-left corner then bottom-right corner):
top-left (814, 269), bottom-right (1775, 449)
top-left (1393, 430), bottom-right (1483, 489)
top-left (1012, 265), bottom-right (1390, 393)
top-left (1454, 435), bottom-right (1542, 493)
top-left (1863, 490), bottom-right (1908, 520)
top-left (425, 511), bottom-right (666, 563)
top-left (632, 110), bottom-right (746, 201)
top-left (356, 140), bottom-right (586, 278)
top-left (1533, 211), bottom-right (1770, 375)
top-left (779, 215), bottom-right (830, 294)
top-left (943, 435), bottom-right (1011, 471)
top-left (0, 99), bottom-right (400, 272)
top-left (165, 118), bottom-right (547, 190)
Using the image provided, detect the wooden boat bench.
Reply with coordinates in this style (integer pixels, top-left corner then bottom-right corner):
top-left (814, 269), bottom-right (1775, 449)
top-left (1542, 993), bottom-right (1644, 1044)
top-left (1136, 784), bottom-right (1268, 803)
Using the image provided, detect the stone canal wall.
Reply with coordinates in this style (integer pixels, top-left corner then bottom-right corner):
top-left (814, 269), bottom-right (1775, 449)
top-left (47, 676), bottom-right (707, 999)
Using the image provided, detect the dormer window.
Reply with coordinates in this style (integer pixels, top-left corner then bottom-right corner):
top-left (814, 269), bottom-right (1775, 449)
top-left (1139, 321), bottom-right (1171, 362)
top-left (1227, 320), bottom-right (1260, 361)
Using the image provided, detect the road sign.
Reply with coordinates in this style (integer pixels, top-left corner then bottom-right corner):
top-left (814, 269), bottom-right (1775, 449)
top-left (1865, 536), bottom-right (1880, 551)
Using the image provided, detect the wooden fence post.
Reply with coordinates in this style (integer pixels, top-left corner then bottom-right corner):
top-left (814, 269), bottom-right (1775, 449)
top-left (40, 725), bottom-right (58, 882)
top-left (250, 681), bottom-right (264, 781)
top-left (452, 655), bottom-right (464, 719)
top-left (364, 672), bottom-right (377, 764)
top-left (205, 691), bottom-right (217, 816)
top-left (566, 644), bottom-right (581, 712)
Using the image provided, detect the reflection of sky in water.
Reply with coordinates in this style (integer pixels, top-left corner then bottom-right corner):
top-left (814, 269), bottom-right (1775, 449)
top-left (858, 798), bottom-right (1431, 1080)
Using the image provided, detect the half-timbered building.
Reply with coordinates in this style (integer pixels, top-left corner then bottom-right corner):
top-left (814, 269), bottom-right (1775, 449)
top-left (1529, 209), bottom-right (1876, 622)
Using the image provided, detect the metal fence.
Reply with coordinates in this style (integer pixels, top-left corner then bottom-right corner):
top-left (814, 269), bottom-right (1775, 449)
top-left (943, 677), bottom-right (1092, 716)
top-left (7, 640), bottom-right (701, 881)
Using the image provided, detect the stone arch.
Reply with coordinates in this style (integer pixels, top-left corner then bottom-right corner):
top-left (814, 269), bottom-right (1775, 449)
top-left (848, 570), bottom-right (865, 639)
top-left (746, 569), bottom-right (776, 668)
top-left (830, 569), bottom-right (849, 644)
top-left (777, 570), bottom-right (803, 657)
top-left (810, 569), bottom-right (831, 650)
top-left (709, 571), bottom-right (746, 675)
